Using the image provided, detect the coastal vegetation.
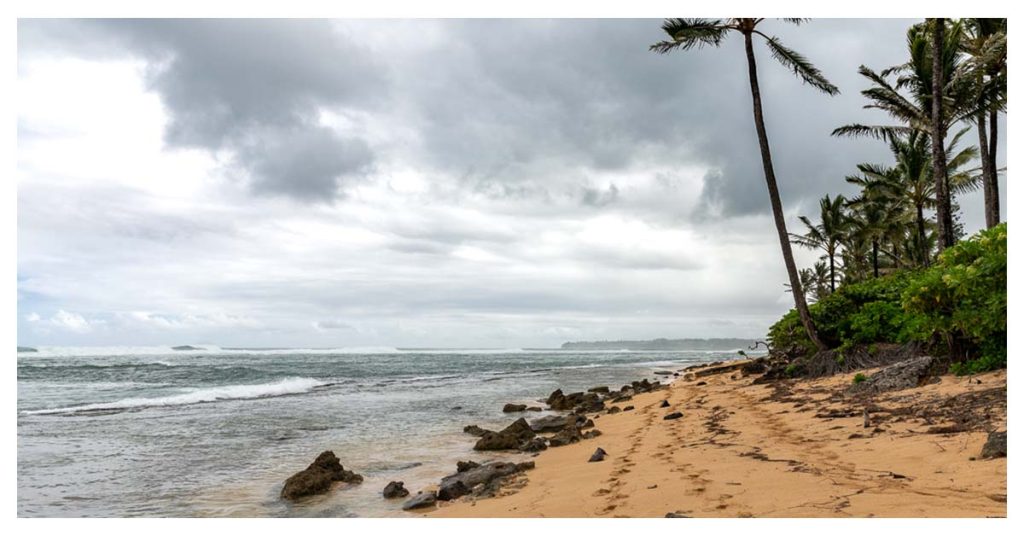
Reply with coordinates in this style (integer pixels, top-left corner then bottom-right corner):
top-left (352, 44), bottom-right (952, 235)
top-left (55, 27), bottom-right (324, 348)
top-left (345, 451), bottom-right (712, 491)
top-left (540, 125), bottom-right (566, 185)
top-left (655, 18), bottom-right (1007, 377)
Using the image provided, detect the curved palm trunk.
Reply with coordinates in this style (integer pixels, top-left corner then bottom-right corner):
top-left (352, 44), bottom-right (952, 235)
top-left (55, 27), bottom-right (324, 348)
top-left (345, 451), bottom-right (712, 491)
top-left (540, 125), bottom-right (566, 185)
top-left (930, 18), bottom-right (954, 251)
top-left (743, 31), bottom-right (827, 352)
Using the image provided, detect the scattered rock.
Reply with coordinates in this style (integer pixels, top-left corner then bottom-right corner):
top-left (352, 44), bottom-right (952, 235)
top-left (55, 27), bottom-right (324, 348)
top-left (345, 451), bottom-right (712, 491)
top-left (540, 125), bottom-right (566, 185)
top-left (695, 381), bottom-right (707, 386)
top-left (382, 481), bottom-right (409, 499)
top-left (402, 491), bottom-right (437, 510)
top-left (526, 406), bottom-right (543, 412)
top-left (474, 418), bottom-right (536, 451)
top-left (663, 412), bottom-right (684, 421)
top-left (530, 415), bottom-right (575, 433)
top-left (503, 403), bottom-right (527, 413)
top-left (647, 484), bottom-right (658, 489)
top-left (659, 400), bottom-right (670, 408)
top-left (606, 406), bottom-right (621, 414)
top-left (980, 431), bottom-right (1007, 459)
top-left (280, 451), bottom-right (363, 501)
top-left (665, 512), bottom-right (691, 518)
top-left (580, 419), bottom-right (595, 429)
top-left (582, 429), bottom-right (602, 439)
top-left (457, 460), bottom-right (480, 473)
top-left (548, 426), bottom-right (582, 447)
top-left (589, 447), bottom-right (607, 462)
top-left (588, 386), bottom-right (610, 393)
top-left (438, 461), bottom-right (535, 501)
top-left (450, 406), bottom-right (463, 411)
top-left (654, 371), bottom-right (673, 376)
top-left (519, 437), bottom-right (548, 452)
top-left (623, 405), bottom-right (635, 411)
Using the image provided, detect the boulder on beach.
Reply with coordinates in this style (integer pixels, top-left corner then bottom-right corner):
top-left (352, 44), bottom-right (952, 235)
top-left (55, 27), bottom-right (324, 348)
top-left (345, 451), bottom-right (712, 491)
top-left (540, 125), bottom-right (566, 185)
top-left (280, 450), bottom-right (363, 501)
top-left (402, 491), bottom-right (437, 510)
top-left (607, 406), bottom-right (621, 415)
top-left (529, 414), bottom-right (578, 433)
top-left (519, 437), bottom-right (548, 452)
top-left (980, 431), bottom-right (1007, 459)
top-left (474, 418), bottom-right (536, 451)
top-left (548, 426), bottom-right (582, 447)
top-left (589, 447), bottom-right (607, 462)
top-left (664, 412), bottom-right (684, 420)
top-left (382, 481), bottom-right (409, 499)
top-left (588, 386), bottom-right (610, 394)
top-left (847, 355), bottom-right (939, 395)
top-left (623, 405), bottom-right (635, 411)
top-left (437, 461), bottom-right (535, 501)
top-left (503, 403), bottom-right (527, 413)
top-left (582, 429), bottom-right (602, 440)
top-left (659, 400), bottom-right (670, 408)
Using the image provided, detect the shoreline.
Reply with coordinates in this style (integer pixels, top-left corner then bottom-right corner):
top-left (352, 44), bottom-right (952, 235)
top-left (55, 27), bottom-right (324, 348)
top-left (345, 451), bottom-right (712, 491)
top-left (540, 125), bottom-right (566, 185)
top-left (416, 360), bottom-right (1006, 518)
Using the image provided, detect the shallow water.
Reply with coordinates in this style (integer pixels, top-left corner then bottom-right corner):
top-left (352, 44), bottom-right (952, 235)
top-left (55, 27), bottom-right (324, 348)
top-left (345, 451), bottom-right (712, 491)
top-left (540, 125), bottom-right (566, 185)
top-left (17, 346), bottom-right (737, 517)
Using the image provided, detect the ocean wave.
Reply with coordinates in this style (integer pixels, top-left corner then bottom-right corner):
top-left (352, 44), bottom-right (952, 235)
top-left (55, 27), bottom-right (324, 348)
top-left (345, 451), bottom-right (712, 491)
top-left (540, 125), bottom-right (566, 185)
top-left (21, 377), bottom-right (327, 416)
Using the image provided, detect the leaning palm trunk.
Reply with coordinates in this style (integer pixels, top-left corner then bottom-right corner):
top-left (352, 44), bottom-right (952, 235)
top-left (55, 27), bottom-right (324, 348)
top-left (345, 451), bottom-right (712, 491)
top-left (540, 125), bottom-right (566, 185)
top-left (743, 32), bottom-right (827, 351)
top-left (977, 110), bottom-right (999, 228)
top-left (930, 18), bottom-right (954, 250)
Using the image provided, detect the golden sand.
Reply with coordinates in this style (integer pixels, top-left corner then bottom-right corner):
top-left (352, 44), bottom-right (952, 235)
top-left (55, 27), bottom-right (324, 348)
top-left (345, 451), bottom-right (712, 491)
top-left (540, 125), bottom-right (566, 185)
top-left (426, 366), bottom-right (1006, 518)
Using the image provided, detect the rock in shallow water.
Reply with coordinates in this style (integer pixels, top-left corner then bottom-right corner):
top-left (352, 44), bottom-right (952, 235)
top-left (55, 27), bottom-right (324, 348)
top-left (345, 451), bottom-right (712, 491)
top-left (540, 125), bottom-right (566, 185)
top-left (503, 403), bottom-right (527, 413)
top-left (402, 491), bottom-right (437, 510)
top-left (280, 450), bottom-right (363, 501)
top-left (382, 481), bottom-right (409, 499)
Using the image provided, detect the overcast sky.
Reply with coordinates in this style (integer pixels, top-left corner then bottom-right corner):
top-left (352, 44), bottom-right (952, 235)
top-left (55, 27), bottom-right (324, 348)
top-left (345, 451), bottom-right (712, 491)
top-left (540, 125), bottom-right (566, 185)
top-left (16, 18), bottom-right (1006, 348)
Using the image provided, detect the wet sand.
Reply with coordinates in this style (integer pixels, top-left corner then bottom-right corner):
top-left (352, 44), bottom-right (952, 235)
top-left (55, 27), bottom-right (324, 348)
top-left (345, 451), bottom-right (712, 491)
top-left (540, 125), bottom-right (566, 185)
top-left (426, 365), bottom-right (1007, 518)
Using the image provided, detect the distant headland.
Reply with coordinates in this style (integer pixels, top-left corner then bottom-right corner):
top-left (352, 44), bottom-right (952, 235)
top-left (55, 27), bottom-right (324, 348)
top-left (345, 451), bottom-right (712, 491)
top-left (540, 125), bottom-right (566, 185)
top-left (559, 338), bottom-right (756, 351)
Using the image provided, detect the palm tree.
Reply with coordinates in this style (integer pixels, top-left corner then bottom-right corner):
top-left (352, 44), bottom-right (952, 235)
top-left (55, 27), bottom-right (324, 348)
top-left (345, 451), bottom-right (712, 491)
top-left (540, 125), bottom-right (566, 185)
top-left (791, 194), bottom-right (848, 292)
top-left (798, 260), bottom-right (831, 303)
top-left (961, 18), bottom-right (1007, 228)
top-left (833, 20), bottom-right (972, 250)
top-left (651, 18), bottom-right (837, 352)
top-left (930, 18), bottom-right (954, 250)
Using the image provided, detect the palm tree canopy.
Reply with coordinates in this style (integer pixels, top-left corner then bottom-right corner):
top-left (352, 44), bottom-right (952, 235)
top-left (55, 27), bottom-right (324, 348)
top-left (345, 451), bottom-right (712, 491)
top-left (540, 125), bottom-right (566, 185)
top-left (650, 18), bottom-right (839, 95)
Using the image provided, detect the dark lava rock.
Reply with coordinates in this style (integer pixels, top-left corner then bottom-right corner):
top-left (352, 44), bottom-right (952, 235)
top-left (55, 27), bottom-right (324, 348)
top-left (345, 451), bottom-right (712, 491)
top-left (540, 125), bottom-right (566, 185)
top-left (520, 437), bottom-right (548, 452)
top-left (526, 406), bottom-right (543, 412)
top-left (437, 480), bottom-right (471, 501)
top-left (612, 394), bottom-right (633, 403)
top-left (664, 412), bottom-right (684, 420)
top-left (623, 406), bottom-right (635, 412)
top-left (503, 403), bottom-right (527, 413)
top-left (474, 418), bottom-right (536, 451)
top-left (438, 461), bottom-right (535, 499)
top-left (588, 386), bottom-right (610, 394)
top-left (589, 447), bottom-right (607, 462)
top-left (530, 414), bottom-right (585, 433)
top-left (659, 400), bottom-right (670, 408)
top-left (463, 424), bottom-right (490, 437)
top-left (582, 429), bottom-right (602, 440)
top-left (457, 460), bottom-right (480, 473)
top-left (980, 431), bottom-right (1007, 459)
top-left (607, 406), bottom-right (622, 415)
top-left (741, 358), bottom-right (768, 375)
top-left (695, 381), bottom-right (707, 386)
top-left (280, 450), bottom-right (363, 501)
top-left (382, 481), bottom-right (409, 499)
top-left (549, 426), bottom-right (582, 447)
top-left (573, 393), bottom-right (605, 414)
top-left (581, 419), bottom-right (595, 429)
top-left (402, 491), bottom-right (437, 510)
top-left (665, 512), bottom-right (691, 518)
top-left (847, 355), bottom-right (939, 395)
top-left (547, 389), bottom-right (590, 410)
top-left (654, 371), bottom-right (673, 376)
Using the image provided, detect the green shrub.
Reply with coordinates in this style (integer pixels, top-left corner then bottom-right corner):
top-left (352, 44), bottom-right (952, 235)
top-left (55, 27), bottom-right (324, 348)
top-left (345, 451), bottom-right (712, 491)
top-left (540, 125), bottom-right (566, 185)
top-left (768, 224), bottom-right (1006, 373)
top-left (852, 373), bottom-right (867, 384)
top-left (903, 224), bottom-right (1006, 365)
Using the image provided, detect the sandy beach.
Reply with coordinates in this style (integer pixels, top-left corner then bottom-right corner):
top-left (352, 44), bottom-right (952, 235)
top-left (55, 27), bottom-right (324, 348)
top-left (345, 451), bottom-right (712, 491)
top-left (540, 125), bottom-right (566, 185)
top-left (425, 363), bottom-right (1007, 518)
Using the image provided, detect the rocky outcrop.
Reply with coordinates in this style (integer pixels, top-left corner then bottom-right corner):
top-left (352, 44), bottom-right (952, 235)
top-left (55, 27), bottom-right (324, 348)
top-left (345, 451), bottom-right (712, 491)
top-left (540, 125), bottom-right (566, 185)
top-left (280, 451), bottom-right (363, 501)
top-left (588, 386), bottom-right (610, 394)
top-left (437, 461), bottom-right (535, 501)
top-left (980, 431), bottom-right (1007, 459)
top-left (474, 418), bottom-right (536, 451)
top-left (520, 437), bottom-right (548, 452)
top-left (847, 356), bottom-right (939, 395)
top-left (548, 426), bottom-right (582, 447)
top-left (382, 481), bottom-right (409, 499)
top-left (402, 491), bottom-right (437, 510)
top-left (503, 403), bottom-right (527, 413)
top-left (457, 460), bottom-right (480, 473)
top-left (529, 414), bottom-right (585, 433)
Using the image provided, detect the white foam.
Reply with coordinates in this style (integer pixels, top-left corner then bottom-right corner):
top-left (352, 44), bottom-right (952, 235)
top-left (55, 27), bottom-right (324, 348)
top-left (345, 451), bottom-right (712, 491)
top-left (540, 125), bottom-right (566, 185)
top-left (22, 377), bottom-right (326, 415)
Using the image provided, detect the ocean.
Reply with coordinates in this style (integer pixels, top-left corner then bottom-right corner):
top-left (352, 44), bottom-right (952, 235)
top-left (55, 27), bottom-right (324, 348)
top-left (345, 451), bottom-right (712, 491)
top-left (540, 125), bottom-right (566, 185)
top-left (16, 346), bottom-right (740, 517)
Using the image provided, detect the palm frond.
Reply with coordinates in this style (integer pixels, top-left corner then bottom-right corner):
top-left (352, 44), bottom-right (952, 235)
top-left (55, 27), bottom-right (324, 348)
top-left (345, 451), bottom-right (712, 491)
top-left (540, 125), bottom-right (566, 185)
top-left (759, 34), bottom-right (839, 95)
top-left (649, 18), bottom-right (729, 54)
